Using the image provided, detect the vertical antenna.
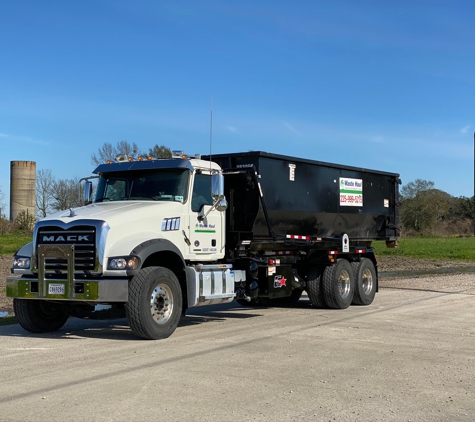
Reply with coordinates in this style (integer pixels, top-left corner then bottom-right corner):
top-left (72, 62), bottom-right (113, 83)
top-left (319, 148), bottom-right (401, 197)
top-left (209, 94), bottom-right (213, 173)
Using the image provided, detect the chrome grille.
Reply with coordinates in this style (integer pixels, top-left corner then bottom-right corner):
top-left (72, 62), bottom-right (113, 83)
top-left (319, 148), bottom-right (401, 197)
top-left (36, 226), bottom-right (96, 271)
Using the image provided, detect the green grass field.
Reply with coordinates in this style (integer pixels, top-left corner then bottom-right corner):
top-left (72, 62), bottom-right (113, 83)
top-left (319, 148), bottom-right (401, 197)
top-left (0, 234), bottom-right (32, 255)
top-left (373, 237), bottom-right (475, 261)
top-left (1, 234), bottom-right (475, 261)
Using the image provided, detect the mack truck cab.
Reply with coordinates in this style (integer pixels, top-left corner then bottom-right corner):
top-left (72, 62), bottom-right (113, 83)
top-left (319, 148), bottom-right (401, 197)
top-left (8, 151), bottom-right (245, 339)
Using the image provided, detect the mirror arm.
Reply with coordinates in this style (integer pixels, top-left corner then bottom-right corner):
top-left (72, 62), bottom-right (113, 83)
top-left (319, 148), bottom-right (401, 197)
top-left (198, 198), bottom-right (219, 222)
top-left (198, 197), bottom-right (228, 222)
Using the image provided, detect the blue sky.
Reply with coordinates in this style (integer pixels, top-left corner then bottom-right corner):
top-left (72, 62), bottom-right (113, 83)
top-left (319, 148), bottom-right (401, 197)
top-left (1, 0), bottom-right (474, 216)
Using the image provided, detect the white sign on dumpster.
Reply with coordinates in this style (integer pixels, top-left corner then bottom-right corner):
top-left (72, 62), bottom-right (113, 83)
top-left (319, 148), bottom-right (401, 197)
top-left (339, 178), bottom-right (363, 207)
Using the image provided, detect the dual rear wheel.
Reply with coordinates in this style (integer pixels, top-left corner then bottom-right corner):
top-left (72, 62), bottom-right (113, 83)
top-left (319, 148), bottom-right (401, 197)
top-left (351, 258), bottom-right (377, 305)
top-left (306, 258), bottom-right (376, 309)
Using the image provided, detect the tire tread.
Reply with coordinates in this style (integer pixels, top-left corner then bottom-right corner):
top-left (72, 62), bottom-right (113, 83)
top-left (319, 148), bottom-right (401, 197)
top-left (307, 267), bottom-right (326, 308)
top-left (126, 266), bottom-right (182, 340)
top-left (351, 258), bottom-right (376, 306)
top-left (14, 299), bottom-right (68, 333)
top-left (322, 259), bottom-right (354, 309)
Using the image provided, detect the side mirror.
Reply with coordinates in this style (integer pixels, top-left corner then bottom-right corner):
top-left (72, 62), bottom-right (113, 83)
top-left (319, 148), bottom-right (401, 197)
top-left (198, 174), bottom-right (227, 221)
top-left (211, 173), bottom-right (225, 202)
top-left (84, 181), bottom-right (93, 204)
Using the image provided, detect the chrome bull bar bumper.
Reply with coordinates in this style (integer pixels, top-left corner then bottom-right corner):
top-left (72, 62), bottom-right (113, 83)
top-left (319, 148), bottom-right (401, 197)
top-left (6, 245), bottom-right (128, 302)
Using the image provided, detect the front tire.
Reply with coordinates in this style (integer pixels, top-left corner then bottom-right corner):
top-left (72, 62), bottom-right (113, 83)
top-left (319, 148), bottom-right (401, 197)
top-left (14, 299), bottom-right (69, 333)
top-left (322, 259), bottom-right (354, 309)
top-left (126, 266), bottom-right (183, 340)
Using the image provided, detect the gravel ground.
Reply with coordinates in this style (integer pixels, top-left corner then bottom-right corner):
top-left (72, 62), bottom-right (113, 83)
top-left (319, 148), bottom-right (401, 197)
top-left (1, 254), bottom-right (474, 314)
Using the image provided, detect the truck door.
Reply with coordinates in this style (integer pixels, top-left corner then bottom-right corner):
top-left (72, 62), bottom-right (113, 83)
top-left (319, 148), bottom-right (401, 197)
top-left (188, 172), bottom-right (224, 258)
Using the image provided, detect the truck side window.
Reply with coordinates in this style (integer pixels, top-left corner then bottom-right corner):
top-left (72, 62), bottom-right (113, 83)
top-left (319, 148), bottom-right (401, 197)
top-left (192, 174), bottom-right (213, 212)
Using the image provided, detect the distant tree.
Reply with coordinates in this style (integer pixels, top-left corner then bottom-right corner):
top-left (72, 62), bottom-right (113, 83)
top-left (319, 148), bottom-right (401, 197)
top-left (400, 179), bottom-right (435, 200)
top-left (0, 217), bottom-right (14, 234)
top-left (52, 177), bottom-right (83, 211)
top-left (117, 140), bottom-right (140, 158)
top-left (448, 196), bottom-right (474, 221)
top-left (0, 184), bottom-right (5, 218)
top-left (400, 180), bottom-right (451, 232)
top-left (91, 141), bottom-right (142, 166)
top-left (14, 209), bottom-right (35, 234)
top-left (36, 169), bottom-right (56, 218)
top-left (147, 144), bottom-right (172, 159)
top-left (91, 142), bottom-right (115, 166)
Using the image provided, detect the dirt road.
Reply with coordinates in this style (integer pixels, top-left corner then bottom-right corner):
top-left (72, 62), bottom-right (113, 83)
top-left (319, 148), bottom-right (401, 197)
top-left (1, 274), bottom-right (474, 422)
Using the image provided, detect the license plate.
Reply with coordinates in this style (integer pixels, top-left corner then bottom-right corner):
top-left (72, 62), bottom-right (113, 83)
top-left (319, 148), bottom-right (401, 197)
top-left (48, 283), bottom-right (65, 295)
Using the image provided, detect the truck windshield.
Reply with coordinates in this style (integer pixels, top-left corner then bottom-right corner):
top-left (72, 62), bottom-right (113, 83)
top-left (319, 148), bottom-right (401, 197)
top-left (95, 169), bottom-right (189, 203)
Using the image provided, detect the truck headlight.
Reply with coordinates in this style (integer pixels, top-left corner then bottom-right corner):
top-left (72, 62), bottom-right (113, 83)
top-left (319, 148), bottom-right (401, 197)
top-left (12, 256), bottom-right (31, 269)
top-left (108, 256), bottom-right (139, 270)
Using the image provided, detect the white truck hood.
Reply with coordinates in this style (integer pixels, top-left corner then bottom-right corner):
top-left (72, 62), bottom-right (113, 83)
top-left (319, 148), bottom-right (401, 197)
top-left (41, 201), bottom-right (182, 227)
top-left (36, 201), bottom-right (186, 261)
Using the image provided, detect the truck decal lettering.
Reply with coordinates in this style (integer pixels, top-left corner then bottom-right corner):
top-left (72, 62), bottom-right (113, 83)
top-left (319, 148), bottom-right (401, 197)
top-left (339, 178), bottom-right (363, 207)
top-left (195, 223), bottom-right (216, 233)
top-left (41, 235), bottom-right (90, 242)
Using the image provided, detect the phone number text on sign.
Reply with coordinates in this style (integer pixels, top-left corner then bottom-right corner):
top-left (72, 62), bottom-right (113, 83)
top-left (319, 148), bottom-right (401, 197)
top-left (340, 194), bottom-right (363, 206)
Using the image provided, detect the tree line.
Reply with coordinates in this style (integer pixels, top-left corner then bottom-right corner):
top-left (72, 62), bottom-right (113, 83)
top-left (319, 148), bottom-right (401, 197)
top-left (0, 142), bottom-right (473, 236)
top-left (400, 179), bottom-right (474, 236)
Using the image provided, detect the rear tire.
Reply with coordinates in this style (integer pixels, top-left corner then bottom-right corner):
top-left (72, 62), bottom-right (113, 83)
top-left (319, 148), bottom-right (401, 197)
top-left (14, 299), bottom-right (68, 333)
top-left (126, 266), bottom-right (182, 340)
top-left (306, 267), bottom-right (326, 308)
top-left (322, 259), bottom-right (354, 309)
top-left (351, 258), bottom-right (377, 305)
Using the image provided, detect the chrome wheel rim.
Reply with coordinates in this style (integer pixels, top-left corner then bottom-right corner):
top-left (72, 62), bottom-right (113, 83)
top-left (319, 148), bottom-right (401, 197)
top-left (150, 284), bottom-right (173, 324)
top-left (338, 270), bottom-right (351, 299)
top-left (361, 268), bottom-right (374, 295)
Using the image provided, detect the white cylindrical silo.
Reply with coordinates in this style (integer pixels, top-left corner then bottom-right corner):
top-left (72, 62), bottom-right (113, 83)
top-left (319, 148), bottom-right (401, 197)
top-left (10, 161), bottom-right (36, 222)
